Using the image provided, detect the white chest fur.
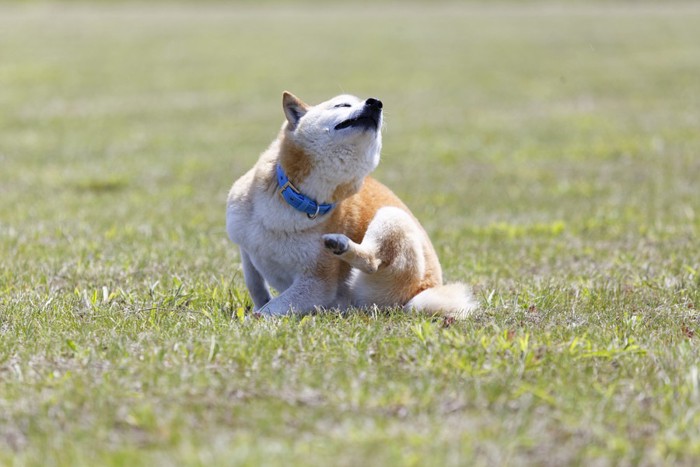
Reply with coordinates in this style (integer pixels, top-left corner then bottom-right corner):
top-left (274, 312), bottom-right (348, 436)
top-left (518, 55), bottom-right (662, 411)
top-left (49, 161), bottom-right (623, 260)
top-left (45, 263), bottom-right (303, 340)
top-left (226, 191), bottom-right (325, 293)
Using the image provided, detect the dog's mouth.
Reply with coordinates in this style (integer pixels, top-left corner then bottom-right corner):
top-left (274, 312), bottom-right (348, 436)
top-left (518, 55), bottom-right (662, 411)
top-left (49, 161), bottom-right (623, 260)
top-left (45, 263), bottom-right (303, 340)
top-left (334, 99), bottom-right (382, 132)
top-left (334, 115), bottom-right (379, 131)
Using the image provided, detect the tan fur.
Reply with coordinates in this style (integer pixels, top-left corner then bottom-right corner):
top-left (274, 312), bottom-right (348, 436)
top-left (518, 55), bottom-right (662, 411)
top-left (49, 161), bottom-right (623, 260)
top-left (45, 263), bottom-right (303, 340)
top-left (324, 177), bottom-right (442, 302)
top-left (279, 136), bottom-right (313, 185)
top-left (329, 177), bottom-right (406, 242)
top-left (226, 92), bottom-right (477, 318)
top-left (331, 180), bottom-right (362, 203)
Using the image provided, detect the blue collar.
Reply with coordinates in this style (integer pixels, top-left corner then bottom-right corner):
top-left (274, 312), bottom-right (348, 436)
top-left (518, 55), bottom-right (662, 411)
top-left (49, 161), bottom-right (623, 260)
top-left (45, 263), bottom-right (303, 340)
top-left (276, 164), bottom-right (335, 219)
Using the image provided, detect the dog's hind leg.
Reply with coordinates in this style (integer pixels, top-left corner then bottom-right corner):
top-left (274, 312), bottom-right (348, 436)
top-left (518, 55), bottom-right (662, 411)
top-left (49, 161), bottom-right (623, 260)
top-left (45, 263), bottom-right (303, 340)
top-left (323, 206), bottom-right (425, 276)
top-left (322, 206), bottom-right (436, 308)
top-left (322, 233), bottom-right (381, 274)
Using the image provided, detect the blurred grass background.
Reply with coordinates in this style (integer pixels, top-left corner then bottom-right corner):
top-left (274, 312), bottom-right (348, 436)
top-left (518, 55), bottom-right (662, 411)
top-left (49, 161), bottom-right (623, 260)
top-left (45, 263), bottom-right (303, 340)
top-left (1, 2), bottom-right (699, 465)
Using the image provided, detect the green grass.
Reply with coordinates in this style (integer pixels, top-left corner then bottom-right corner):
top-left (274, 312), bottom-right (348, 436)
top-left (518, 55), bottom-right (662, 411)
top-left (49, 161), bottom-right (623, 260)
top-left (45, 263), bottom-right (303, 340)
top-left (1, 2), bottom-right (700, 465)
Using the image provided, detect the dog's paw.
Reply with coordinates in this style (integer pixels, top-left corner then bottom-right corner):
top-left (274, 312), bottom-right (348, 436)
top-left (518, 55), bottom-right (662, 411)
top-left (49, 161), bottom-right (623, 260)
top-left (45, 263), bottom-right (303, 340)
top-left (323, 234), bottom-right (349, 255)
top-left (256, 305), bottom-right (278, 319)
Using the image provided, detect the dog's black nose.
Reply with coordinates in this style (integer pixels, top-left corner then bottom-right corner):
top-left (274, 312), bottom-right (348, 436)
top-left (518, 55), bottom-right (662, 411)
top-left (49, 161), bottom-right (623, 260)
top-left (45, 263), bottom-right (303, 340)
top-left (365, 98), bottom-right (383, 110)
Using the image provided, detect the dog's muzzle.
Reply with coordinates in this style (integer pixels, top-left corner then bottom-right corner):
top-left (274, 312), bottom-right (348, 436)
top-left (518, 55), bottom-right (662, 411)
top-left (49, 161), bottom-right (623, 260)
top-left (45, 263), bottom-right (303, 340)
top-left (334, 98), bottom-right (383, 131)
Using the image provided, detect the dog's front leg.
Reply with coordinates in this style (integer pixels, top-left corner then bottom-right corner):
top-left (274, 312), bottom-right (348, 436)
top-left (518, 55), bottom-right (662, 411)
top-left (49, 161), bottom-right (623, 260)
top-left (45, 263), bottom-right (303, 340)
top-left (258, 277), bottom-right (335, 317)
top-left (240, 249), bottom-right (272, 311)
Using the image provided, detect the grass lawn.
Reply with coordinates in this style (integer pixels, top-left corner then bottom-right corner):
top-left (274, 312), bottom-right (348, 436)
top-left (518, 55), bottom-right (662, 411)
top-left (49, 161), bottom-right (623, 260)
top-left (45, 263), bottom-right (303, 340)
top-left (1, 2), bottom-right (699, 465)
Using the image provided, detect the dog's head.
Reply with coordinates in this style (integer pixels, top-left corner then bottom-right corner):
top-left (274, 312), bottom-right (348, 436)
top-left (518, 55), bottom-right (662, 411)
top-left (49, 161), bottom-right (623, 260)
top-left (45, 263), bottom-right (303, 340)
top-left (279, 92), bottom-right (383, 201)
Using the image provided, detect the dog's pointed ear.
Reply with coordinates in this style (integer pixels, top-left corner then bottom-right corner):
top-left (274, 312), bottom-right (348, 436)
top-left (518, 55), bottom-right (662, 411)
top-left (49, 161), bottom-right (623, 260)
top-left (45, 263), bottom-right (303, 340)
top-left (282, 91), bottom-right (309, 130)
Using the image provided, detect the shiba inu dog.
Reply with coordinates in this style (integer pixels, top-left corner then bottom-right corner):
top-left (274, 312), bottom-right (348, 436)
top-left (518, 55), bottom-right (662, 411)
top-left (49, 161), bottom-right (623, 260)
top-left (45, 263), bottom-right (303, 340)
top-left (226, 92), bottom-right (477, 318)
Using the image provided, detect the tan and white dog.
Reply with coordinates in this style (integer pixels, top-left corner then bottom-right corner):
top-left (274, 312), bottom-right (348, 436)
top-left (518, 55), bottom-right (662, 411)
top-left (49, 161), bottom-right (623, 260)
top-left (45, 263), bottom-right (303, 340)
top-left (226, 92), bottom-right (477, 318)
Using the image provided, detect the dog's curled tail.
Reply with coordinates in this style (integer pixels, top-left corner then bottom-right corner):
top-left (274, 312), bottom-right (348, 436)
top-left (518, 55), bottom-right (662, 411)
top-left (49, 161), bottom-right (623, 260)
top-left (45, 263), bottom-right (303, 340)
top-left (404, 283), bottom-right (478, 320)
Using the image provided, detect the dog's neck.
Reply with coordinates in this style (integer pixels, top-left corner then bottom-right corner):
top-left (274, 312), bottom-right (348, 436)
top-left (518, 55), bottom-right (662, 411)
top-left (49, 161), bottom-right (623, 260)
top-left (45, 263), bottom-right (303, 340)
top-left (275, 163), bottom-right (335, 219)
top-left (277, 135), bottom-right (365, 205)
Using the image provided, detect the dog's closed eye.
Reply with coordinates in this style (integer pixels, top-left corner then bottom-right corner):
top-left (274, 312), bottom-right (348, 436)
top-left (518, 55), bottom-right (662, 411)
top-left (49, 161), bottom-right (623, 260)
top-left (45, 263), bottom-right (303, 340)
top-left (334, 103), bottom-right (351, 108)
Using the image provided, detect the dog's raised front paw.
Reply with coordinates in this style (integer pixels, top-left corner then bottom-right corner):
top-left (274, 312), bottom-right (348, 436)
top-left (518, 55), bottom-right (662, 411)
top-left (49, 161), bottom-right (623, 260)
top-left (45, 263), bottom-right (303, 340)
top-left (322, 233), bottom-right (349, 255)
